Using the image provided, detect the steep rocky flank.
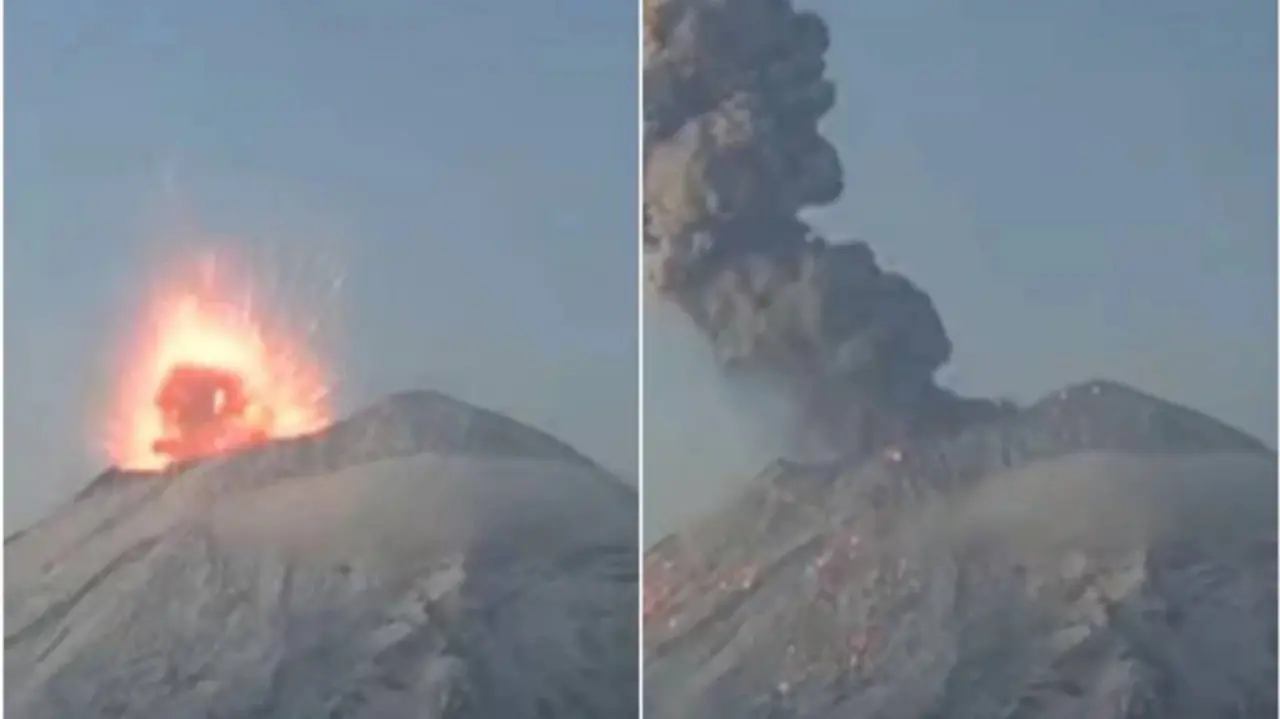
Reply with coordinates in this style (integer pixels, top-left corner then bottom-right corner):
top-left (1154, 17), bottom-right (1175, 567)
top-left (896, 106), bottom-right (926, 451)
top-left (7, 390), bottom-right (638, 719)
top-left (645, 381), bottom-right (1276, 718)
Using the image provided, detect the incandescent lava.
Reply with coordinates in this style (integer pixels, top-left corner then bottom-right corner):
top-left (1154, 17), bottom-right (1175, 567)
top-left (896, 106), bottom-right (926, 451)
top-left (104, 255), bottom-right (333, 470)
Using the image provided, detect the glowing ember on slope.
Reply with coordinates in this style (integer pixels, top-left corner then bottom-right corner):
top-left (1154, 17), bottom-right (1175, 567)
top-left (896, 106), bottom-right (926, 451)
top-left (105, 253), bottom-right (333, 470)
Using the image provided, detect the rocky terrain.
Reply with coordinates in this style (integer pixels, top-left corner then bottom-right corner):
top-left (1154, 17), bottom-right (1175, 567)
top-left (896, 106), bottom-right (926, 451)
top-left (6, 390), bottom-right (639, 719)
top-left (644, 381), bottom-right (1276, 718)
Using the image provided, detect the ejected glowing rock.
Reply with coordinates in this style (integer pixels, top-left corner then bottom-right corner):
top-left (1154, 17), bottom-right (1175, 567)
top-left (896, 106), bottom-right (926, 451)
top-left (104, 251), bottom-right (333, 470)
top-left (8, 391), bottom-right (638, 719)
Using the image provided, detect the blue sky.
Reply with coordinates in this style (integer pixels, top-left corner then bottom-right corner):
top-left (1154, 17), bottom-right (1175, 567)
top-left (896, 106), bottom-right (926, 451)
top-left (7, 0), bottom-right (638, 527)
top-left (644, 0), bottom-right (1276, 537)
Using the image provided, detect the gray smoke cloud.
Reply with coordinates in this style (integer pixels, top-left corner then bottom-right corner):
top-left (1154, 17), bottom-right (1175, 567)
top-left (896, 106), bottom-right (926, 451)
top-left (644, 0), bottom-right (1004, 454)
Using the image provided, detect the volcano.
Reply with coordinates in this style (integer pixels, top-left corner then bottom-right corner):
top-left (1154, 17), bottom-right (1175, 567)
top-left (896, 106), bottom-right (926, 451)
top-left (644, 381), bottom-right (1276, 718)
top-left (6, 390), bottom-right (639, 718)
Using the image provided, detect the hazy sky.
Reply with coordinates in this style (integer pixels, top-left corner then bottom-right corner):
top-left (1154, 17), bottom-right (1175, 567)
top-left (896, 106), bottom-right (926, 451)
top-left (7, 0), bottom-right (637, 528)
top-left (645, 0), bottom-right (1276, 537)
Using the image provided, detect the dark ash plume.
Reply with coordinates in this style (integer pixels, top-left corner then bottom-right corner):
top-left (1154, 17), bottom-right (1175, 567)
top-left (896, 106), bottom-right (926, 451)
top-left (644, 0), bottom-right (1003, 454)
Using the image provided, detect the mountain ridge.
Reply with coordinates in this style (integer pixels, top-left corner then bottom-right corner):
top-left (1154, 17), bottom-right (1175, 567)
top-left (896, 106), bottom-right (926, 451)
top-left (7, 389), bottom-right (638, 719)
top-left (644, 378), bottom-right (1275, 718)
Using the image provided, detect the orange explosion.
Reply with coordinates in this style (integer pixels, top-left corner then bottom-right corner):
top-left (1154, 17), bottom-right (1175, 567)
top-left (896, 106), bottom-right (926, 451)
top-left (105, 255), bottom-right (333, 471)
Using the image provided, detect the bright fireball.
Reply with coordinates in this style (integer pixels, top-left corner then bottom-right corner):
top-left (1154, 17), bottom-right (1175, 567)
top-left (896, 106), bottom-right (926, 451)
top-left (105, 255), bottom-right (333, 470)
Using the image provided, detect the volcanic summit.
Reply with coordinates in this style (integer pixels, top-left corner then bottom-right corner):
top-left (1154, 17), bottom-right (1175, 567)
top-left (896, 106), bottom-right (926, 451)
top-left (7, 390), bottom-right (639, 719)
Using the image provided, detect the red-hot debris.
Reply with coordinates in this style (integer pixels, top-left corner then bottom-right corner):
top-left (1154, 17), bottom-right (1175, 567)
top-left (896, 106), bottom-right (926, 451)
top-left (643, 556), bottom-right (679, 620)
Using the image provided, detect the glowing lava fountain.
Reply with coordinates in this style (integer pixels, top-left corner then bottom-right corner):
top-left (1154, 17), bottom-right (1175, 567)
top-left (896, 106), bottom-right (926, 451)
top-left (105, 253), bottom-right (334, 471)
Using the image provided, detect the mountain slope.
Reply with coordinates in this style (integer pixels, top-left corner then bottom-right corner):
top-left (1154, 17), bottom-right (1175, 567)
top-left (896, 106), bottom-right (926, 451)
top-left (644, 381), bottom-right (1276, 718)
top-left (7, 390), bottom-right (638, 719)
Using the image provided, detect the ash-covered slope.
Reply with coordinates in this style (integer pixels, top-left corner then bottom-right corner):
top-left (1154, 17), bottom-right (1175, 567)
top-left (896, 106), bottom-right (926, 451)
top-left (645, 381), bottom-right (1276, 718)
top-left (7, 390), bottom-right (638, 719)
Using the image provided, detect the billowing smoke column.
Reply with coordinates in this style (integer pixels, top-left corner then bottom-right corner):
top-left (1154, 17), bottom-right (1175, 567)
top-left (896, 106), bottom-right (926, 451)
top-left (644, 0), bottom-right (1003, 454)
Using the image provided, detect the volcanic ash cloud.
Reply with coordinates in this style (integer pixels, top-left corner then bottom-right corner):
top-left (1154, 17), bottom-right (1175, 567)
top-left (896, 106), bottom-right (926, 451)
top-left (643, 0), bottom-right (1002, 454)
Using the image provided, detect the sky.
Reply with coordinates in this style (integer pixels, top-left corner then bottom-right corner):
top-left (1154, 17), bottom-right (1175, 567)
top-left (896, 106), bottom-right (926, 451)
top-left (6, 0), bottom-right (638, 529)
top-left (645, 0), bottom-right (1276, 538)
